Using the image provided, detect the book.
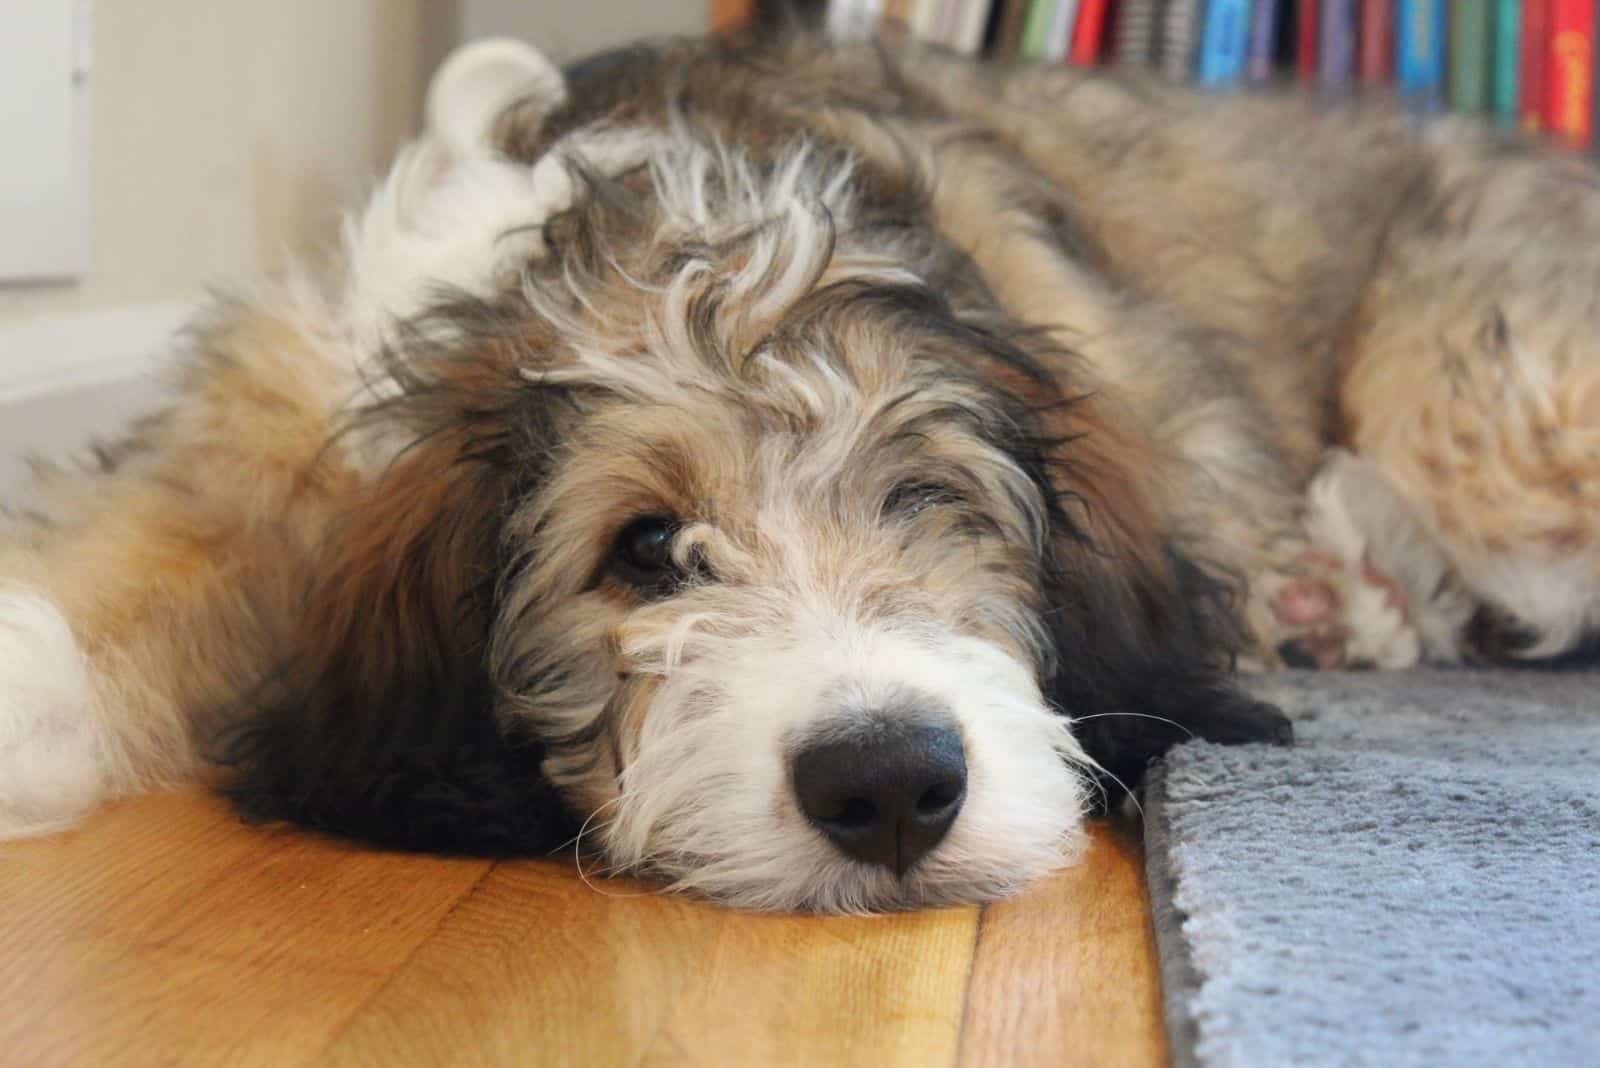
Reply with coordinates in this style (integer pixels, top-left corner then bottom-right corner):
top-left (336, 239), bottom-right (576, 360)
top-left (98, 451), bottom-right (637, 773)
top-left (1521, 0), bottom-right (1550, 130)
top-left (910, 0), bottom-right (947, 42)
top-left (1395, 0), bottom-right (1446, 108)
top-left (1248, 0), bottom-right (1285, 82)
top-left (1492, 0), bottom-right (1522, 125)
top-left (1042, 0), bottom-right (1083, 59)
top-left (1162, 0), bottom-right (1205, 79)
top-left (1297, 0), bottom-right (1319, 83)
top-left (1318, 0), bottom-right (1356, 89)
top-left (1450, 0), bottom-right (1495, 112)
top-left (1069, 0), bottom-right (1114, 65)
top-left (1198, 0), bottom-right (1253, 85)
top-left (1357, 0), bottom-right (1395, 85)
top-left (993, 0), bottom-right (1036, 56)
top-left (1546, 0), bottom-right (1594, 148)
top-left (1020, 0), bottom-right (1059, 57)
top-left (1116, 0), bottom-right (1167, 67)
top-left (952, 0), bottom-right (999, 51)
top-left (826, 0), bottom-right (874, 38)
top-left (882, 0), bottom-right (914, 28)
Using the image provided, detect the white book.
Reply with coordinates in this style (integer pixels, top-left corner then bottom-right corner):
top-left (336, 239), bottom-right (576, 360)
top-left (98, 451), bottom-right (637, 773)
top-left (1042, 0), bottom-right (1082, 62)
top-left (951, 0), bottom-right (997, 53)
top-left (827, 0), bottom-right (881, 40)
top-left (909, 0), bottom-right (945, 41)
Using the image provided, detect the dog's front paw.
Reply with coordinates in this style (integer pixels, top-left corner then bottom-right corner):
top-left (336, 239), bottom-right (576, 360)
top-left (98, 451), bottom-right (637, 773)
top-left (0, 589), bottom-right (107, 838)
top-left (1261, 551), bottom-right (1421, 669)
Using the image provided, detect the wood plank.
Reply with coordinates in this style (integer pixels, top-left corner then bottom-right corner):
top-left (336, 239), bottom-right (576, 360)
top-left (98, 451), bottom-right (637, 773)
top-left (0, 790), bottom-right (490, 1068)
top-left (0, 792), bottom-right (1168, 1068)
top-left (958, 818), bottom-right (1170, 1067)
top-left (320, 861), bottom-right (980, 1066)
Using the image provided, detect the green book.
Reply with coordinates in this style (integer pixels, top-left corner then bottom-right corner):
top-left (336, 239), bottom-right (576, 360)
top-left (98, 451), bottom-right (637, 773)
top-left (1020, 0), bottom-right (1060, 59)
top-left (1449, 0), bottom-right (1495, 113)
top-left (1492, 0), bottom-right (1521, 126)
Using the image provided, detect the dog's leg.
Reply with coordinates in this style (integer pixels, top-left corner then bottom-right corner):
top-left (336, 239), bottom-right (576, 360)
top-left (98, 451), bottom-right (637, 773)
top-left (1339, 122), bottom-right (1600, 661)
top-left (0, 311), bottom-right (360, 838)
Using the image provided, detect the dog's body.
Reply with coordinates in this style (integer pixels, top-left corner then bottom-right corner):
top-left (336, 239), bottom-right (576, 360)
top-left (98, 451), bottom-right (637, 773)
top-left (2, 34), bottom-right (1596, 910)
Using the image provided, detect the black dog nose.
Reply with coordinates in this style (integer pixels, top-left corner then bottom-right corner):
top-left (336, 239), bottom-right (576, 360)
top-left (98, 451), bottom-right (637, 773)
top-left (791, 719), bottom-right (967, 877)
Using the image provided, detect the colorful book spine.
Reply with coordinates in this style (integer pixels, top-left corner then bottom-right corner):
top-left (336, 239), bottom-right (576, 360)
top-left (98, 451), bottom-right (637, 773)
top-left (1069, 0), bottom-right (1114, 65)
top-left (1116, 0), bottom-right (1165, 67)
top-left (1020, 0), bottom-right (1060, 58)
top-left (1521, 0), bottom-right (1550, 131)
top-left (994, 0), bottom-right (1036, 57)
top-left (826, 0), bottom-right (870, 38)
top-left (909, 0), bottom-right (944, 42)
top-left (1318, 0), bottom-right (1357, 89)
top-left (1493, 0), bottom-right (1522, 125)
top-left (1042, 0), bottom-right (1082, 60)
top-left (1198, 0), bottom-right (1253, 84)
top-left (1449, 0), bottom-right (1495, 112)
top-left (1248, 1), bottom-right (1285, 82)
top-left (1297, 0), bottom-right (1320, 83)
top-left (1546, 0), bottom-right (1595, 147)
top-left (1161, 0), bottom-right (1205, 80)
top-left (1358, 0), bottom-right (1394, 85)
top-left (953, 0), bottom-right (1000, 53)
top-left (1395, 0), bottom-right (1446, 107)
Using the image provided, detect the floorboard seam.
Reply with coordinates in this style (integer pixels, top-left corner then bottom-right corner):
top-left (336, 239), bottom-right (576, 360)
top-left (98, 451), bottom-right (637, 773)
top-left (951, 905), bottom-right (988, 1067)
top-left (308, 859), bottom-right (500, 1060)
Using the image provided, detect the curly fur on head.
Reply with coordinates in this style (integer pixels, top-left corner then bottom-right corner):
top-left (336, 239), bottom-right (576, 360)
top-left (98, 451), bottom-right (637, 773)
top-left (214, 88), bottom-right (1284, 909)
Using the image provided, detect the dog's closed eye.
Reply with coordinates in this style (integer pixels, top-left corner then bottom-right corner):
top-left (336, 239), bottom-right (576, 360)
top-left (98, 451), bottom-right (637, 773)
top-left (882, 481), bottom-right (965, 520)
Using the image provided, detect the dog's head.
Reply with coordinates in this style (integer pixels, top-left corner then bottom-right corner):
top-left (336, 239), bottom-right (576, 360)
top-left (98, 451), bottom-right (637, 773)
top-left (226, 38), bottom-right (1286, 912)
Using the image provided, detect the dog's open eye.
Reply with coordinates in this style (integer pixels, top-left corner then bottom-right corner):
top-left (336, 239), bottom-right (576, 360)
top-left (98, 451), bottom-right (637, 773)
top-left (883, 481), bottom-right (964, 519)
top-left (607, 515), bottom-right (685, 594)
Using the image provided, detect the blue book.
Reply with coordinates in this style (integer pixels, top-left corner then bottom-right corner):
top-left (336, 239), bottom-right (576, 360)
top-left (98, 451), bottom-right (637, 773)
top-left (1318, 0), bottom-right (1356, 89)
top-left (1198, 0), bottom-right (1254, 85)
top-left (1492, 0), bottom-right (1521, 126)
top-left (1395, 0), bottom-right (1446, 108)
top-left (1247, 0), bottom-right (1284, 82)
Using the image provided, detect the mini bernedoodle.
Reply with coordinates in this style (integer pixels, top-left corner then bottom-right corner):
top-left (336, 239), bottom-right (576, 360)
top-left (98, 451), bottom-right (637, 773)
top-left (3, 32), bottom-right (1597, 911)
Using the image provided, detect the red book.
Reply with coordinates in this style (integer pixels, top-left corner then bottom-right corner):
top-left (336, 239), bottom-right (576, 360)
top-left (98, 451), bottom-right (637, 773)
top-left (1298, 0), bottom-right (1320, 83)
top-left (1546, 0), bottom-right (1595, 147)
top-left (1357, 0), bottom-right (1394, 84)
top-left (1069, 0), bottom-right (1113, 65)
top-left (1522, 0), bottom-right (1551, 131)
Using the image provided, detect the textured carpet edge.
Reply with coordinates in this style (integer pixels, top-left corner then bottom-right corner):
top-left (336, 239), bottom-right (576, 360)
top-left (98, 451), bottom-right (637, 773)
top-left (1140, 762), bottom-right (1203, 1068)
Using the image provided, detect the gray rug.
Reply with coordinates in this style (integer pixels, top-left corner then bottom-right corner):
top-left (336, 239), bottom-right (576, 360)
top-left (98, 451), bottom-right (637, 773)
top-left (1143, 669), bottom-right (1600, 1067)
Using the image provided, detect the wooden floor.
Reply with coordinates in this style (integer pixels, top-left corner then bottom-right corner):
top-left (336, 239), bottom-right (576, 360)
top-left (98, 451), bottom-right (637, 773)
top-left (0, 789), bottom-right (1168, 1067)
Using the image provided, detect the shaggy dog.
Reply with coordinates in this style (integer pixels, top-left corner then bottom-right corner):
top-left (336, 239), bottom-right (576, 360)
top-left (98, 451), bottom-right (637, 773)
top-left (2, 33), bottom-right (1596, 911)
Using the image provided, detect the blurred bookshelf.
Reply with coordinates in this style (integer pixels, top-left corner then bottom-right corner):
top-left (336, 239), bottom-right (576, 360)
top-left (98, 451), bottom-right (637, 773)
top-left (710, 0), bottom-right (1598, 152)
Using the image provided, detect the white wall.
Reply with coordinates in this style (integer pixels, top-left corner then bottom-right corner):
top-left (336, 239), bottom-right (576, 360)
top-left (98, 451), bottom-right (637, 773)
top-left (0, 0), bottom-right (429, 326)
top-left (456, 0), bottom-right (708, 64)
top-left (0, 2), bottom-right (712, 487)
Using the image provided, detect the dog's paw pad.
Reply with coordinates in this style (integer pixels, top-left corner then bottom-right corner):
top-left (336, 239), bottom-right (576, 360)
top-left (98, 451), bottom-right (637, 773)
top-left (1271, 577), bottom-right (1341, 625)
top-left (1258, 554), bottom-right (1421, 671)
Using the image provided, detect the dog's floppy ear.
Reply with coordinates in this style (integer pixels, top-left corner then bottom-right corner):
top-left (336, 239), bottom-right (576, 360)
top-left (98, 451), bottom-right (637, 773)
top-left (1034, 402), bottom-right (1293, 808)
top-left (223, 349), bottom-right (579, 855)
top-left (426, 37), bottom-right (567, 161)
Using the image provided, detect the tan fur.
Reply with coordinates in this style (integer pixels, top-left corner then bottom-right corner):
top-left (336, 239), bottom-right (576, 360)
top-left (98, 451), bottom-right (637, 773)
top-left (3, 33), bottom-right (1598, 904)
top-left (2, 308), bottom-right (360, 792)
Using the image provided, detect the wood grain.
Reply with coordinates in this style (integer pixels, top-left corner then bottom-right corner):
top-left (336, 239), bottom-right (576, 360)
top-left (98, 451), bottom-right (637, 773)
top-left (0, 790), bottom-right (1167, 1067)
top-left (958, 819), bottom-right (1171, 1067)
